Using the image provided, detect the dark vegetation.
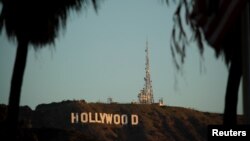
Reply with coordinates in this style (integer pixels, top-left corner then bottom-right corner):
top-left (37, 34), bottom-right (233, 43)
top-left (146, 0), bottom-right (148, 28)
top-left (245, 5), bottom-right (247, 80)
top-left (0, 100), bottom-right (245, 141)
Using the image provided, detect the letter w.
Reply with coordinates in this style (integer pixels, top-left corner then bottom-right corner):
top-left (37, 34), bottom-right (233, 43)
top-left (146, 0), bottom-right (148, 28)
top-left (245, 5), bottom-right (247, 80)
top-left (106, 114), bottom-right (113, 124)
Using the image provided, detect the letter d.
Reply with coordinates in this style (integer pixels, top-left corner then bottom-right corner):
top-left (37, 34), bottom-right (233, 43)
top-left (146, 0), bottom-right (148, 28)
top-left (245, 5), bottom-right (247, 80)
top-left (131, 114), bottom-right (138, 125)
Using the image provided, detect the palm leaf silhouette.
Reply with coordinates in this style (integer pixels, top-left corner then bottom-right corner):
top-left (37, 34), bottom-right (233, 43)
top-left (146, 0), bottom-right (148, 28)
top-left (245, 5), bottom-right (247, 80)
top-left (169, 0), bottom-right (248, 125)
top-left (0, 0), bottom-right (99, 138)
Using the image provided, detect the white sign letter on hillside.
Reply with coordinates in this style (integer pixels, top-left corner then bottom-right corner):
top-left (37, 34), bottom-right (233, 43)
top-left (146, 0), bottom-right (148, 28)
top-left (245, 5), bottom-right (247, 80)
top-left (89, 112), bottom-right (95, 123)
top-left (131, 114), bottom-right (138, 125)
top-left (95, 113), bottom-right (101, 123)
top-left (100, 113), bottom-right (106, 123)
top-left (106, 114), bottom-right (113, 124)
top-left (113, 114), bottom-right (120, 125)
top-left (80, 112), bottom-right (88, 123)
top-left (121, 114), bottom-right (128, 125)
top-left (71, 113), bottom-right (79, 123)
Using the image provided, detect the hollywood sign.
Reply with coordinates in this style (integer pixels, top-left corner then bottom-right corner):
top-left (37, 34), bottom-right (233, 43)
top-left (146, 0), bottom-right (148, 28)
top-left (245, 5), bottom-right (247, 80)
top-left (71, 112), bottom-right (139, 125)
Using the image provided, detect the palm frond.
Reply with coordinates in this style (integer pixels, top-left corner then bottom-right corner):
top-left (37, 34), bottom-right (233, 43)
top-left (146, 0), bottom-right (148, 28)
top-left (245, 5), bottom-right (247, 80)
top-left (0, 9), bottom-right (3, 34)
top-left (170, 0), bottom-right (204, 71)
top-left (2, 0), bottom-right (99, 46)
top-left (0, 0), bottom-right (4, 33)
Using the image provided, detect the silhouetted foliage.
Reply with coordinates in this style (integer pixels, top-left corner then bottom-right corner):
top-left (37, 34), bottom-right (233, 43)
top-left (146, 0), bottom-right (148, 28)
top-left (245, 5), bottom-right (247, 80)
top-left (162, 0), bottom-right (205, 71)
top-left (0, 0), bottom-right (99, 139)
top-left (168, 0), bottom-right (248, 125)
top-left (168, 0), bottom-right (247, 69)
top-left (0, 0), bottom-right (98, 45)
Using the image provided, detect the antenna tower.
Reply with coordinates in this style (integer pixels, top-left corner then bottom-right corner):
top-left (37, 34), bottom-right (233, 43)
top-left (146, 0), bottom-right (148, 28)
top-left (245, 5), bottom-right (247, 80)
top-left (138, 40), bottom-right (154, 104)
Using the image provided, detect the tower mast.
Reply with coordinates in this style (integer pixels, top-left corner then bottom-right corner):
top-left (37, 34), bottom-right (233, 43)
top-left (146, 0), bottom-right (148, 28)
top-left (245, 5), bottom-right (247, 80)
top-left (138, 40), bottom-right (154, 104)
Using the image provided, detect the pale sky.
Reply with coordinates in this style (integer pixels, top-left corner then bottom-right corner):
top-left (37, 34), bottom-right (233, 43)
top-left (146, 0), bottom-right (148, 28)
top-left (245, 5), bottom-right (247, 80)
top-left (0, 0), bottom-right (243, 114)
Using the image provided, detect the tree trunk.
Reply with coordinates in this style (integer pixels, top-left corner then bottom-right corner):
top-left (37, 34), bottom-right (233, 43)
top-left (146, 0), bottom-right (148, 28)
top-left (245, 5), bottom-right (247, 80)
top-left (6, 38), bottom-right (28, 138)
top-left (223, 51), bottom-right (242, 125)
top-left (242, 1), bottom-right (250, 124)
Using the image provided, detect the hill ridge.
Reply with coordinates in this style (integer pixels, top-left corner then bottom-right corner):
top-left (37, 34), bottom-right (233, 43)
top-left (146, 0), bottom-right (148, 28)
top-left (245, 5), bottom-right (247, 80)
top-left (0, 100), bottom-right (245, 141)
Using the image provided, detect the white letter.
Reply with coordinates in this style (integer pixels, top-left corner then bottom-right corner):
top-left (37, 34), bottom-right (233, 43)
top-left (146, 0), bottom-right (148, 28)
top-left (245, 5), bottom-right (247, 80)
top-left (100, 113), bottom-right (106, 123)
top-left (80, 113), bottom-right (88, 123)
top-left (219, 131), bottom-right (224, 136)
top-left (232, 130), bottom-right (237, 136)
top-left (95, 113), bottom-right (101, 123)
top-left (212, 129), bottom-right (218, 136)
top-left (121, 115), bottom-right (128, 125)
top-left (71, 113), bottom-right (79, 123)
top-left (131, 114), bottom-right (138, 125)
top-left (106, 114), bottom-right (113, 124)
top-left (113, 114), bottom-right (120, 125)
top-left (89, 112), bottom-right (95, 123)
top-left (242, 131), bottom-right (247, 136)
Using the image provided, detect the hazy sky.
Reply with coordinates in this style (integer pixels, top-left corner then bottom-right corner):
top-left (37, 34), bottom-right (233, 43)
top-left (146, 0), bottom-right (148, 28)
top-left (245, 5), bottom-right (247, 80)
top-left (0, 0), bottom-right (243, 114)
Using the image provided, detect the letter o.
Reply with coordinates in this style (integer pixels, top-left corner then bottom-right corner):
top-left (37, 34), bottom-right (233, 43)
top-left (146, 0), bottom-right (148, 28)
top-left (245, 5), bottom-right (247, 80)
top-left (114, 114), bottom-right (120, 125)
top-left (81, 113), bottom-right (88, 123)
top-left (121, 115), bottom-right (128, 125)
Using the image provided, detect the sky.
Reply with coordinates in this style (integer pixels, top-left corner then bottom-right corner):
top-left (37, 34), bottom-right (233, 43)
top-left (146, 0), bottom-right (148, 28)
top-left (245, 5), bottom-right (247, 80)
top-left (0, 0), bottom-right (243, 114)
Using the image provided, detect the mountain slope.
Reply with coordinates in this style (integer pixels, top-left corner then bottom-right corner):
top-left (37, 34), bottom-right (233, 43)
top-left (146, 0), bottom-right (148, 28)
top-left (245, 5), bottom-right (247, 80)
top-left (0, 100), bottom-right (245, 141)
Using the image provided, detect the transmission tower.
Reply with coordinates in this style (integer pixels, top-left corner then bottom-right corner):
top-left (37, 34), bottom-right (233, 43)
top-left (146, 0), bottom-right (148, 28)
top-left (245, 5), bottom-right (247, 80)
top-left (138, 40), bottom-right (154, 104)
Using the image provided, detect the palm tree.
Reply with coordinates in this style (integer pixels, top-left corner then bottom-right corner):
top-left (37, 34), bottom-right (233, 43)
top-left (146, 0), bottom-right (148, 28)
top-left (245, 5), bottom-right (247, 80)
top-left (169, 0), bottom-right (249, 125)
top-left (0, 0), bottom-right (98, 136)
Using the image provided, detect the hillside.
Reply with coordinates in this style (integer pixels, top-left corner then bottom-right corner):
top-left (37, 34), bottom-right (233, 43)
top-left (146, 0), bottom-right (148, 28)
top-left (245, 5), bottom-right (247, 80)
top-left (0, 100), bottom-right (245, 141)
